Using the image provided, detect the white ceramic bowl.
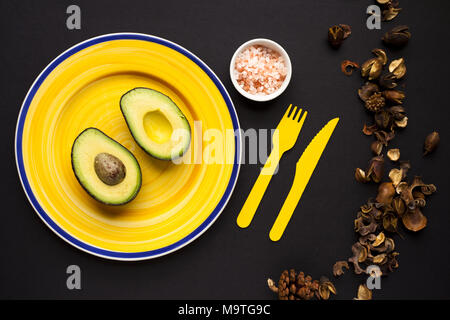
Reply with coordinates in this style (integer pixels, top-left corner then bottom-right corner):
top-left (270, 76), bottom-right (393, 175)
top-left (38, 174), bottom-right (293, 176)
top-left (229, 38), bottom-right (292, 102)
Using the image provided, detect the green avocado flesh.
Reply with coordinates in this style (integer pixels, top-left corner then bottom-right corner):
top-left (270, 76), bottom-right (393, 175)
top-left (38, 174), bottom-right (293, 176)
top-left (120, 88), bottom-right (191, 160)
top-left (71, 128), bottom-right (142, 205)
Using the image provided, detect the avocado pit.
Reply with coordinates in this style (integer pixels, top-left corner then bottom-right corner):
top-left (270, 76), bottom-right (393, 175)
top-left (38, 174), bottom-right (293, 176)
top-left (94, 152), bottom-right (126, 186)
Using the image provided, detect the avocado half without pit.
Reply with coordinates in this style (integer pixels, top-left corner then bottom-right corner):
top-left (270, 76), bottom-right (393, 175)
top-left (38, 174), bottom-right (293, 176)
top-left (120, 88), bottom-right (191, 160)
top-left (71, 128), bottom-right (142, 205)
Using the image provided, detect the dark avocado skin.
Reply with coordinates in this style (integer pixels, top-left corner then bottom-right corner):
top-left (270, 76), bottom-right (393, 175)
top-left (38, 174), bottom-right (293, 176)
top-left (119, 87), bottom-right (191, 161)
top-left (71, 127), bottom-right (142, 206)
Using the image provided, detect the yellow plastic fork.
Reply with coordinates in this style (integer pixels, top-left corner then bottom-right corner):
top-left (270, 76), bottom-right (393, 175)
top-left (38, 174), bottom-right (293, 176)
top-left (237, 105), bottom-right (307, 228)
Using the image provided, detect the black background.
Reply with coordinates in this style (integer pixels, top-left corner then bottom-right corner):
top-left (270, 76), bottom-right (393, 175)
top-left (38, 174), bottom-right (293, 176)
top-left (1, 0), bottom-right (449, 299)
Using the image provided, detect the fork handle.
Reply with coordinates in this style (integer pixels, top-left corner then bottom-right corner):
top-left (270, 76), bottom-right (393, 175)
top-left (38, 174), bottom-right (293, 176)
top-left (237, 150), bottom-right (282, 228)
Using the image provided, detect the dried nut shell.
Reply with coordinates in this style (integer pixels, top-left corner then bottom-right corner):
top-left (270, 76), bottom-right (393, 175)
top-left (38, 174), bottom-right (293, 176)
top-left (358, 82), bottom-right (379, 102)
top-left (375, 110), bottom-right (392, 129)
top-left (373, 232), bottom-right (385, 247)
top-left (395, 116), bottom-right (408, 128)
top-left (341, 60), bottom-right (359, 76)
top-left (382, 25), bottom-right (411, 47)
top-left (387, 148), bottom-right (400, 161)
top-left (389, 168), bottom-right (403, 187)
top-left (339, 24), bottom-right (352, 39)
top-left (328, 25), bottom-right (344, 48)
top-left (383, 212), bottom-right (398, 233)
top-left (371, 141), bottom-right (383, 155)
top-left (361, 58), bottom-right (383, 80)
top-left (389, 58), bottom-right (406, 79)
top-left (372, 253), bottom-right (388, 264)
top-left (379, 72), bottom-right (397, 89)
top-left (355, 284), bottom-right (372, 300)
top-left (376, 182), bottom-right (395, 205)
top-left (402, 208), bottom-right (428, 232)
top-left (396, 181), bottom-right (408, 194)
top-left (372, 48), bottom-right (388, 65)
top-left (383, 90), bottom-right (405, 104)
top-left (367, 155), bottom-right (384, 183)
top-left (423, 131), bottom-right (440, 155)
top-left (393, 197), bottom-right (406, 216)
top-left (333, 261), bottom-right (349, 277)
top-left (383, 7), bottom-right (402, 21)
top-left (355, 168), bottom-right (369, 183)
top-left (363, 123), bottom-right (378, 136)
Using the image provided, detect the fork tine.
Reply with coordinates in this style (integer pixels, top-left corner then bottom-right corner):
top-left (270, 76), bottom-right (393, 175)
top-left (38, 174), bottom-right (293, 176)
top-left (283, 104), bottom-right (293, 119)
top-left (298, 110), bottom-right (307, 125)
top-left (290, 106), bottom-right (297, 119)
top-left (294, 108), bottom-right (303, 121)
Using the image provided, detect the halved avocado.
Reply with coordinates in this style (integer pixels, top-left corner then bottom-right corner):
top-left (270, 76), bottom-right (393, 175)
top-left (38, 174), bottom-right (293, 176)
top-left (71, 128), bottom-right (142, 205)
top-left (120, 88), bottom-right (191, 160)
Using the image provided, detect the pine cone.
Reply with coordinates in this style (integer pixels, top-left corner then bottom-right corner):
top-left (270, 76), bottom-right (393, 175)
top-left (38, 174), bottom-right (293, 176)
top-left (365, 92), bottom-right (386, 112)
top-left (268, 269), bottom-right (336, 300)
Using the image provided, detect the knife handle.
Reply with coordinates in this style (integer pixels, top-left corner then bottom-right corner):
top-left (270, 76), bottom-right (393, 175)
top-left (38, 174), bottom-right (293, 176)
top-left (237, 150), bottom-right (282, 228)
top-left (269, 172), bottom-right (304, 241)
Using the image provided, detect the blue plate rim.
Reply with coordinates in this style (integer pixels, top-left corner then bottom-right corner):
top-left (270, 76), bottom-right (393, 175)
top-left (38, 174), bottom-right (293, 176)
top-left (14, 32), bottom-right (242, 261)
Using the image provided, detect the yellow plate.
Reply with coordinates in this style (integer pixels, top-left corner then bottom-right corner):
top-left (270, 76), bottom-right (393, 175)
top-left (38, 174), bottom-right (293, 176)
top-left (15, 33), bottom-right (241, 260)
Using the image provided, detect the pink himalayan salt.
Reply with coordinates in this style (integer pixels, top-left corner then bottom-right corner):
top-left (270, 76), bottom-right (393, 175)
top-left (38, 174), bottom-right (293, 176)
top-left (234, 45), bottom-right (287, 96)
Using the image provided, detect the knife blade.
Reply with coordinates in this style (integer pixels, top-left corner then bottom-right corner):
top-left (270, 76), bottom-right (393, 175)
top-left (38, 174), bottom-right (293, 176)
top-left (269, 118), bottom-right (339, 241)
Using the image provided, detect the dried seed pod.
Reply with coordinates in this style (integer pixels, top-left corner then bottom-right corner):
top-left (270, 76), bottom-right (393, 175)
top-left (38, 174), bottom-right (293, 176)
top-left (372, 48), bottom-right (388, 65)
top-left (389, 58), bottom-right (406, 79)
top-left (383, 211), bottom-right (398, 233)
top-left (365, 93), bottom-right (386, 112)
top-left (339, 24), bottom-right (352, 39)
top-left (355, 284), bottom-right (372, 300)
top-left (363, 123), bottom-right (378, 136)
top-left (375, 110), bottom-right (392, 129)
top-left (389, 168), bottom-right (403, 187)
top-left (348, 243), bottom-right (367, 274)
top-left (358, 82), bottom-right (380, 102)
top-left (387, 148), bottom-right (400, 161)
top-left (383, 90), bottom-right (405, 104)
top-left (341, 60), bottom-right (359, 76)
top-left (361, 58), bottom-right (383, 80)
top-left (333, 261), bottom-right (349, 277)
top-left (367, 155), bottom-right (385, 183)
top-left (359, 233), bottom-right (376, 245)
top-left (396, 181), bottom-right (408, 195)
top-left (402, 207), bottom-right (427, 232)
top-left (379, 72), bottom-right (397, 89)
top-left (392, 197), bottom-right (406, 216)
top-left (383, 7), bottom-right (402, 21)
top-left (318, 277), bottom-right (336, 300)
top-left (376, 182), bottom-right (395, 205)
top-left (421, 184), bottom-right (437, 195)
top-left (388, 106), bottom-right (406, 120)
top-left (374, 130), bottom-right (395, 146)
top-left (372, 232), bottom-right (385, 247)
top-left (382, 25), bottom-right (411, 47)
top-left (423, 131), bottom-right (440, 155)
top-left (355, 168), bottom-right (369, 183)
top-left (371, 140), bottom-right (383, 155)
top-left (328, 25), bottom-right (344, 48)
top-left (395, 116), bottom-right (408, 128)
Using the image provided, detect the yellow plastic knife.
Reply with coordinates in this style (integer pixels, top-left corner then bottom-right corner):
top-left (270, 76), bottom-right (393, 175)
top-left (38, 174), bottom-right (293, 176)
top-left (269, 118), bottom-right (339, 241)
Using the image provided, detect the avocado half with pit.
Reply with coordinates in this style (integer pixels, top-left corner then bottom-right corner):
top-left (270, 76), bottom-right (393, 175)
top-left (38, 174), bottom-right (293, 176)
top-left (120, 88), bottom-right (191, 160)
top-left (71, 128), bottom-right (142, 205)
